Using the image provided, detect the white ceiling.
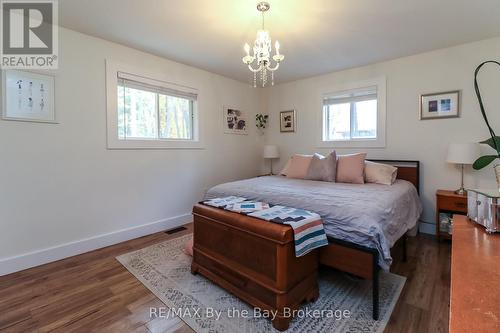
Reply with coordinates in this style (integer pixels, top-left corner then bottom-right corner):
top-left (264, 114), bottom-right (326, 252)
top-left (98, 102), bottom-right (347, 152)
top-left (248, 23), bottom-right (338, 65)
top-left (60, 0), bottom-right (500, 84)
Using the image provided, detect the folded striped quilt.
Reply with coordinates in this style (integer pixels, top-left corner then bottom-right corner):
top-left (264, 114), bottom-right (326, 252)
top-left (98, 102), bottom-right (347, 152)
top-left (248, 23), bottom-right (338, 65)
top-left (203, 196), bottom-right (246, 208)
top-left (202, 197), bottom-right (328, 257)
top-left (225, 201), bottom-right (271, 214)
top-left (248, 206), bottom-right (328, 257)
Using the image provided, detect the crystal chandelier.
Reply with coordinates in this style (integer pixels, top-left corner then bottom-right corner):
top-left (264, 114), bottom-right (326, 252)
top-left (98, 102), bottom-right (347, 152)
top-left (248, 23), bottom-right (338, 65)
top-left (242, 2), bottom-right (284, 88)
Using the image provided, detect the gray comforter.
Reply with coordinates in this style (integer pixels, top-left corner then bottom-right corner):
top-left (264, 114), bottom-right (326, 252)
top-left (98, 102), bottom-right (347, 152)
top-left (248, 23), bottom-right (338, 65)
top-left (205, 176), bottom-right (422, 270)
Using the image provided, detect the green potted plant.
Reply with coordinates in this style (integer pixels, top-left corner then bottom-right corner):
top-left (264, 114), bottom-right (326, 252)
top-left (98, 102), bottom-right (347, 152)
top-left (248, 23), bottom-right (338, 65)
top-left (472, 60), bottom-right (500, 191)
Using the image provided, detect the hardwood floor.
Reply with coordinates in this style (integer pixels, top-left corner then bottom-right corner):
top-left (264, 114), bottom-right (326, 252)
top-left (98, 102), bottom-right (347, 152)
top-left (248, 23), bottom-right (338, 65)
top-left (387, 235), bottom-right (451, 333)
top-left (0, 225), bottom-right (451, 333)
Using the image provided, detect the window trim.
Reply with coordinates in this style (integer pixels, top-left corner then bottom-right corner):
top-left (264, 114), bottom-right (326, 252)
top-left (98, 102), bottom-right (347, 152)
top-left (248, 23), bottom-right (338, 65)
top-left (317, 77), bottom-right (386, 148)
top-left (106, 60), bottom-right (203, 149)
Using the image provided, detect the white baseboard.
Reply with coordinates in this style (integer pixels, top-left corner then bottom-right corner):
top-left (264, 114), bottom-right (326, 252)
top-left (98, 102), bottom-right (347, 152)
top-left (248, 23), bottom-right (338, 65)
top-left (0, 213), bottom-right (192, 276)
top-left (419, 221), bottom-right (435, 235)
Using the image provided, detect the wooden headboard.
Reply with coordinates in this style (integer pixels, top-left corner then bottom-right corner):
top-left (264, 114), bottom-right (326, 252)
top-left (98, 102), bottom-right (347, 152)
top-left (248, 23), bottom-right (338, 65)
top-left (367, 160), bottom-right (420, 194)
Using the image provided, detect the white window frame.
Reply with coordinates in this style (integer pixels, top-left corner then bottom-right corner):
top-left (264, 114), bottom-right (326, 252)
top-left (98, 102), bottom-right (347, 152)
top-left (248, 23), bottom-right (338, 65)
top-left (318, 77), bottom-right (386, 148)
top-left (105, 60), bottom-right (203, 149)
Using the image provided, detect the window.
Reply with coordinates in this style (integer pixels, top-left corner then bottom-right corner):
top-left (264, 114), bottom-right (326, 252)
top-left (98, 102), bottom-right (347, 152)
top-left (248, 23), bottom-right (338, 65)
top-left (117, 73), bottom-right (195, 141)
top-left (106, 61), bottom-right (201, 149)
top-left (323, 87), bottom-right (377, 141)
top-left (320, 78), bottom-right (385, 148)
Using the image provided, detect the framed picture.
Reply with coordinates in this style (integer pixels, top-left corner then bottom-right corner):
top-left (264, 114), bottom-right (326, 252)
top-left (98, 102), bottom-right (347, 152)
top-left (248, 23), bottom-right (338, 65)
top-left (2, 70), bottom-right (56, 123)
top-left (280, 110), bottom-right (296, 132)
top-left (223, 105), bottom-right (247, 135)
top-left (420, 90), bottom-right (460, 120)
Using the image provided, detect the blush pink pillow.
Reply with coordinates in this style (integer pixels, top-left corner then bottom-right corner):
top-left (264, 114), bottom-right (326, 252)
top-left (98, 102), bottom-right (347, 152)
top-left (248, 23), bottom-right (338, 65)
top-left (184, 238), bottom-right (193, 256)
top-left (280, 159), bottom-right (292, 176)
top-left (285, 154), bottom-right (313, 179)
top-left (336, 153), bottom-right (367, 184)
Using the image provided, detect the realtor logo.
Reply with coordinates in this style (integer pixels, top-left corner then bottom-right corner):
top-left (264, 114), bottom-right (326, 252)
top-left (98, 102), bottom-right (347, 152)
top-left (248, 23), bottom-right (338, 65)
top-left (1, 0), bottom-right (58, 69)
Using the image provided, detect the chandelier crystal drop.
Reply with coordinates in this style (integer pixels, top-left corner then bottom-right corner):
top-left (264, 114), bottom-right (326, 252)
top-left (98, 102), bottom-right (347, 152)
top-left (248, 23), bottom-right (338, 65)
top-left (242, 2), bottom-right (284, 88)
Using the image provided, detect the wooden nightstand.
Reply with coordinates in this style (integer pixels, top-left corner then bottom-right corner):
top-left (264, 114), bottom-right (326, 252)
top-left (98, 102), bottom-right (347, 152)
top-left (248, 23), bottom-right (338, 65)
top-left (436, 190), bottom-right (468, 241)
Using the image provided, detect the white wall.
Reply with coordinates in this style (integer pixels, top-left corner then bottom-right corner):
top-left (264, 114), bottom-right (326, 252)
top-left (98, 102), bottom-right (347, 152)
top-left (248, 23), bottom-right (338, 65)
top-left (262, 37), bottom-right (500, 233)
top-left (0, 28), bottom-right (263, 274)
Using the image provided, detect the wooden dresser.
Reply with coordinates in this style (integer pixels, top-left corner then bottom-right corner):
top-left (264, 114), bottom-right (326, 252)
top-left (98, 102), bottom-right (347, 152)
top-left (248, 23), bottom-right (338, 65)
top-left (450, 215), bottom-right (500, 332)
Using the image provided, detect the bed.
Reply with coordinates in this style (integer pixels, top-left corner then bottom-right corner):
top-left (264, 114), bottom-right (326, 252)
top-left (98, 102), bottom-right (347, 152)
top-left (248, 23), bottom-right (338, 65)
top-left (204, 159), bottom-right (422, 320)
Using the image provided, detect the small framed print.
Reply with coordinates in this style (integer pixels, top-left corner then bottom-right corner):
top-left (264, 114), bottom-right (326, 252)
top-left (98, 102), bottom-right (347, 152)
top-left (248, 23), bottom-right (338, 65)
top-left (280, 110), bottom-right (296, 132)
top-left (420, 90), bottom-right (460, 120)
top-left (2, 69), bottom-right (56, 123)
top-left (223, 105), bottom-right (247, 135)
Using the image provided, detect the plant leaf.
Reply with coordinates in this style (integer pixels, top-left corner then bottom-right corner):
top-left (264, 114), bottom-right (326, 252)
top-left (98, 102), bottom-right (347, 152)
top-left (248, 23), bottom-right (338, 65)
top-left (480, 136), bottom-right (500, 153)
top-left (473, 155), bottom-right (498, 170)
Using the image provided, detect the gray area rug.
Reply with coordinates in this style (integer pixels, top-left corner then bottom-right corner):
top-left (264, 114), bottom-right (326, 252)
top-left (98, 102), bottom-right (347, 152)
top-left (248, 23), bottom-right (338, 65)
top-left (117, 234), bottom-right (405, 333)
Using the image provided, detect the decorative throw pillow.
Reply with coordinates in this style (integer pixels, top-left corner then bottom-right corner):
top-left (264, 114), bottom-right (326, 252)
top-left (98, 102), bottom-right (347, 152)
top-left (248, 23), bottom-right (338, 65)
top-left (364, 161), bottom-right (398, 185)
top-left (285, 154), bottom-right (313, 179)
top-left (305, 152), bottom-right (337, 182)
top-left (336, 153), bottom-right (367, 184)
top-left (280, 158), bottom-right (292, 176)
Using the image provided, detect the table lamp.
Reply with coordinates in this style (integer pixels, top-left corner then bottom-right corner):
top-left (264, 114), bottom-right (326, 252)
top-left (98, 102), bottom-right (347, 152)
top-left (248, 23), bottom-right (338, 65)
top-left (263, 145), bottom-right (280, 175)
top-left (446, 143), bottom-right (480, 195)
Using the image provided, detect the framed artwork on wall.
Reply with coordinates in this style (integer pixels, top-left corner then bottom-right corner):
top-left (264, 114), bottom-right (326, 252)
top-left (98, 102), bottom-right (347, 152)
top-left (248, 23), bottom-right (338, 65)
top-left (280, 110), bottom-right (296, 132)
top-left (420, 90), bottom-right (460, 120)
top-left (223, 105), bottom-right (247, 135)
top-left (2, 70), bottom-right (56, 123)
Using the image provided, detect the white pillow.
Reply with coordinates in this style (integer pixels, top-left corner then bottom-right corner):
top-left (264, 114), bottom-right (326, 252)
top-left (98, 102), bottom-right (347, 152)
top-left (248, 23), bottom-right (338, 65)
top-left (364, 161), bottom-right (398, 185)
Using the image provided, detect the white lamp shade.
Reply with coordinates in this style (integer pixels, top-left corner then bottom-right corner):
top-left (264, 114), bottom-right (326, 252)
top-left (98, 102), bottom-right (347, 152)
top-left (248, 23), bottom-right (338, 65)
top-left (263, 145), bottom-right (280, 159)
top-left (446, 143), bottom-right (480, 164)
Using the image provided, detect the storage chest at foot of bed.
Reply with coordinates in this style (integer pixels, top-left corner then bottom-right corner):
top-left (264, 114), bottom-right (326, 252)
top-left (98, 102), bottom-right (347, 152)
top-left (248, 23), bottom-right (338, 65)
top-left (191, 203), bottom-right (319, 331)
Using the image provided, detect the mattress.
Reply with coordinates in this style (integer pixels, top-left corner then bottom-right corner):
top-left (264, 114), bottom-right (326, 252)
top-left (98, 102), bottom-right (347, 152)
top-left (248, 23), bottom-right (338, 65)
top-left (204, 176), bottom-right (422, 270)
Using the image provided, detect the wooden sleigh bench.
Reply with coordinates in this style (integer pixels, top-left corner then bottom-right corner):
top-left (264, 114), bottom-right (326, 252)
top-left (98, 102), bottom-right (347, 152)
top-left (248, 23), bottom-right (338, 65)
top-left (191, 203), bottom-right (319, 331)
